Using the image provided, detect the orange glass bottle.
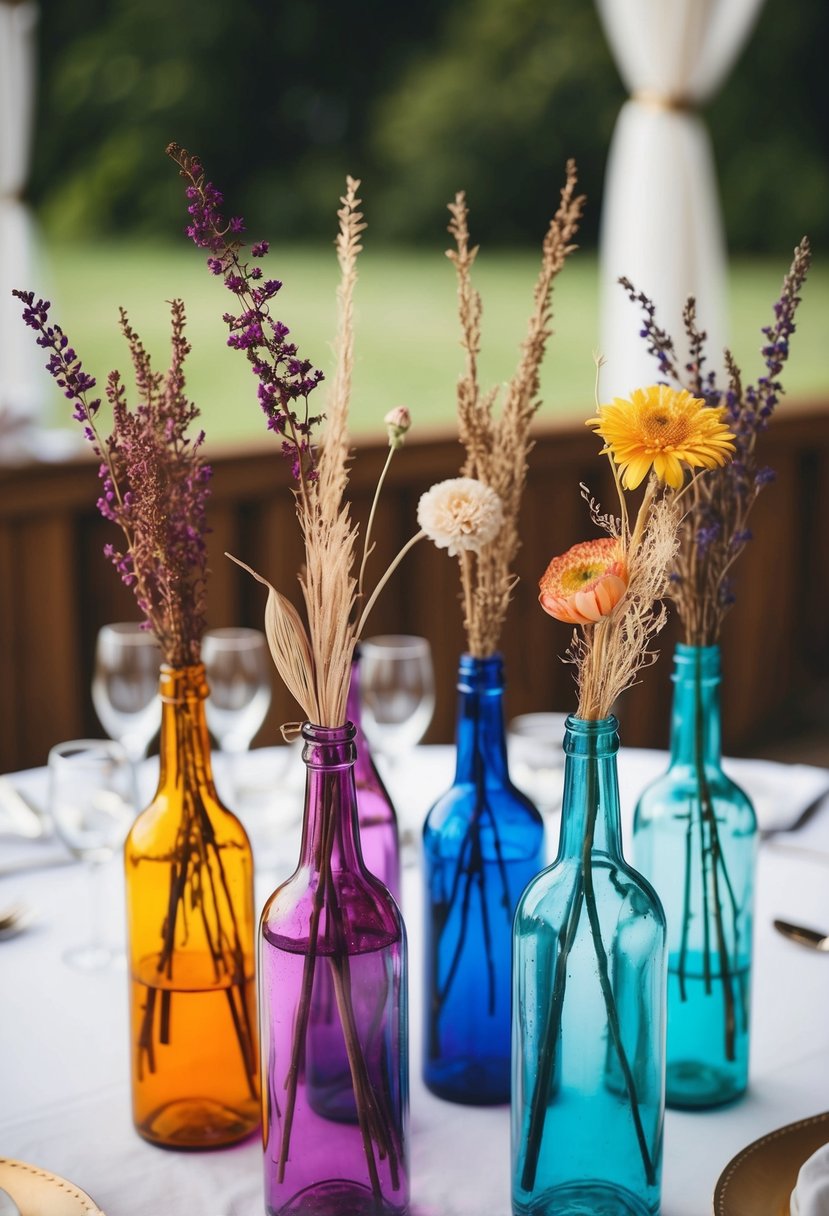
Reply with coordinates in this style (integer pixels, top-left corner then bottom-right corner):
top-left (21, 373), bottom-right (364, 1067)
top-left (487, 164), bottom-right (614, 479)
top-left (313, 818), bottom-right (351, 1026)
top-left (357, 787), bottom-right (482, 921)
top-left (125, 663), bottom-right (259, 1149)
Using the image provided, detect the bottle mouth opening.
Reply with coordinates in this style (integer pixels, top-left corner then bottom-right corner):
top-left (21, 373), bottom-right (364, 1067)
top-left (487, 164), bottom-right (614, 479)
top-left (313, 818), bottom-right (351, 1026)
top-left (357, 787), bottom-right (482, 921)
top-left (563, 714), bottom-right (620, 755)
top-left (457, 652), bottom-right (504, 690)
top-left (672, 643), bottom-right (722, 680)
top-left (301, 722), bottom-right (358, 767)
top-left (301, 721), bottom-right (357, 744)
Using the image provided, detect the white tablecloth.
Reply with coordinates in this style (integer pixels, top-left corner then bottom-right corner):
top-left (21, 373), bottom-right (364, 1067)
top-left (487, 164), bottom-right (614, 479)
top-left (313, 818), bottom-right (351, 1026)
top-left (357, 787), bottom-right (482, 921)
top-left (2, 746), bottom-right (829, 1215)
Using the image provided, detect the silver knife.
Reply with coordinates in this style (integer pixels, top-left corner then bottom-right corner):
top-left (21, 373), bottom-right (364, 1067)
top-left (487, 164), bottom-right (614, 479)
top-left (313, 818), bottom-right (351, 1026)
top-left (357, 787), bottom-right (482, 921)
top-left (773, 918), bottom-right (829, 952)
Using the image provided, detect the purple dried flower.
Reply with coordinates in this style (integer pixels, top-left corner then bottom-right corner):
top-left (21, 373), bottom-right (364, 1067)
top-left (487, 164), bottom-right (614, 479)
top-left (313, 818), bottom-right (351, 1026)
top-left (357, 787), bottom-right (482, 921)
top-left (620, 237), bottom-right (811, 641)
top-left (14, 290), bottom-right (211, 666)
top-left (167, 142), bottom-right (324, 483)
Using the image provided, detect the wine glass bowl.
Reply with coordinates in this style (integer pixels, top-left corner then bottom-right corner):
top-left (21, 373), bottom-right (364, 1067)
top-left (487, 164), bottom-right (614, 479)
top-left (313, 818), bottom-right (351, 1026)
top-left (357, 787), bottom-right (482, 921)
top-left (507, 712), bottom-right (567, 820)
top-left (202, 627), bottom-right (273, 755)
top-left (359, 635), bottom-right (435, 760)
top-left (92, 623), bottom-right (162, 764)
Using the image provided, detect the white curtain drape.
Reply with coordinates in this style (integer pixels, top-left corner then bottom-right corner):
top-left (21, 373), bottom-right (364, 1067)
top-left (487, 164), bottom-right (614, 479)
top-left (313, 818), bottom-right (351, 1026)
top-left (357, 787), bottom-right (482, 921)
top-left (0, 0), bottom-right (41, 435)
top-left (596, 0), bottom-right (766, 399)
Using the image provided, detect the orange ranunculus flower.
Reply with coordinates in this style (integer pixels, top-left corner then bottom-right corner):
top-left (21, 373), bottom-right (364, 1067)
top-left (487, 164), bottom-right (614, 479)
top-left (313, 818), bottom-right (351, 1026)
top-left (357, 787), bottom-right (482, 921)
top-left (538, 538), bottom-right (629, 625)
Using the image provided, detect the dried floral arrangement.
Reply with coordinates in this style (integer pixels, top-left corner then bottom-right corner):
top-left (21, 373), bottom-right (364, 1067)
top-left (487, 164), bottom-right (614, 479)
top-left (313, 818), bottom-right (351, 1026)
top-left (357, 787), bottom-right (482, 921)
top-left (167, 145), bottom-right (420, 730)
top-left (14, 294), bottom-right (210, 664)
top-left (418, 163), bottom-right (584, 655)
top-left (618, 236), bottom-right (811, 646)
top-left (168, 145), bottom-right (420, 1201)
top-left (521, 378), bottom-right (735, 1189)
top-left (603, 238), bottom-right (811, 1079)
top-left (13, 289), bottom-right (257, 1115)
top-left (412, 167), bottom-right (584, 1094)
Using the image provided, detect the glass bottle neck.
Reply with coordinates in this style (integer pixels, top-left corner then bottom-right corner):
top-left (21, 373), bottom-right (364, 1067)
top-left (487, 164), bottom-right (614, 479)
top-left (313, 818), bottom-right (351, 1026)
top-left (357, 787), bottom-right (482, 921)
top-left (452, 653), bottom-right (510, 786)
top-left (668, 643), bottom-right (722, 770)
top-left (299, 722), bottom-right (364, 873)
top-left (558, 715), bottom-right (623, 861)
top-left (157, 663), bottom-right (218, 794)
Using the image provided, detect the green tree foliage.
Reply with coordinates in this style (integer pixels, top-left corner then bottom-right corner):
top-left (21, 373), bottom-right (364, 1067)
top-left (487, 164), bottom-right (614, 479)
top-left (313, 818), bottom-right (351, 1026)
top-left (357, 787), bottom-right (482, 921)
top-left (708, 0), bottom-right (829, 253)
top-left (370, 0), bottom-right (622, 245)
top-left (30, 0), bottom-right (828, 251)
top-left (31, 0), bottom-right (446, 239)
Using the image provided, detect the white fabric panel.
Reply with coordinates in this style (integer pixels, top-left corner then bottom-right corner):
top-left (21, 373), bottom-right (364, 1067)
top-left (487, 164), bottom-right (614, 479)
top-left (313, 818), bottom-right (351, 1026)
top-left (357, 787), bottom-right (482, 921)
top-left (0, 1), bottom-right (42, 430)
top-left (596, 0), bottom-right (766, 399)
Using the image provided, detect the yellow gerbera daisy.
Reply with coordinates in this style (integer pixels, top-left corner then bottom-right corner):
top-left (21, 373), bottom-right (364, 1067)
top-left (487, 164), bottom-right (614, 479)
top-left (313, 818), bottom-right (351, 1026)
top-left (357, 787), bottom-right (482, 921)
top-left (586, 385), bottom-right (735, 490)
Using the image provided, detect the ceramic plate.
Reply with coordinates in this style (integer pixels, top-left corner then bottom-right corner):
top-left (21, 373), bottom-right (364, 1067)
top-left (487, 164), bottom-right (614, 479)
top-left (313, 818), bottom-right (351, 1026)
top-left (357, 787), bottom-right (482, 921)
top-left (714, 1111), bottom-right (829, 1216)
top-left (0, 1159), bottom-right (104, 1216)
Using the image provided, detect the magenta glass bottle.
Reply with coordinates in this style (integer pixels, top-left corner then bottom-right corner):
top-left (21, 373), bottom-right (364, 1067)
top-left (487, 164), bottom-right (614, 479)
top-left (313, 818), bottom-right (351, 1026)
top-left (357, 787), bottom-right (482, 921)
top-left (348, 650), bottom-right (401, 903)
top-left (259, 722), bottom-right (409, 1216)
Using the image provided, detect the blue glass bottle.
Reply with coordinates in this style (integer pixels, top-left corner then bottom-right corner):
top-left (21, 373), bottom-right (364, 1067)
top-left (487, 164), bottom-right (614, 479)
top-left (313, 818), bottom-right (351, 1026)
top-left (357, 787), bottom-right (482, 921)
top-left (633, 644), bottom-right (757, 1109)
top-left (423, 653), bottom-right (544, 1105)
top-left (512, 715), bottom-right (666, 1216)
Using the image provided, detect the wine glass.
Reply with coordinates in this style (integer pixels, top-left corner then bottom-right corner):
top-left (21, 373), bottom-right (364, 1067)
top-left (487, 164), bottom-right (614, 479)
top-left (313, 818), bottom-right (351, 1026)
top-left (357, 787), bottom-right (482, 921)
top-left (48, 739), bottom-right (135, 970)
top-left (508, 712), bottom-right (567, 827)
top-left (202, 628), bottom-right (273, 800)
top-left (92, 622), bottom-right (162, 765)
top-left (359, 635), bottom-right (435, 766)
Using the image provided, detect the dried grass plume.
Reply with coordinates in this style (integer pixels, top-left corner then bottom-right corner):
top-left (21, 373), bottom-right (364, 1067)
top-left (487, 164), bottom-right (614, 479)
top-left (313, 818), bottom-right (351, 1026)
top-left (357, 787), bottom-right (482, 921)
top-left (448, 161), bottom-right (584, 656)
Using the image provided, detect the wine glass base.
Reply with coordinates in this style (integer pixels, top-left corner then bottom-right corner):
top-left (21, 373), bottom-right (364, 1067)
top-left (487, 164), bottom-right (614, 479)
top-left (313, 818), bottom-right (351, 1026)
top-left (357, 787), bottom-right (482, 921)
top-left (62, 943), bottom-right (117, 971)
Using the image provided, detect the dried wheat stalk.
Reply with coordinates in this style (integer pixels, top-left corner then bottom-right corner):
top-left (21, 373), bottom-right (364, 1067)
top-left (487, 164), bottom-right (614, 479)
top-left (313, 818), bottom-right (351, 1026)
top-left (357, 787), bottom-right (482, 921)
top-left (449, 161), bottom-right (584, 656)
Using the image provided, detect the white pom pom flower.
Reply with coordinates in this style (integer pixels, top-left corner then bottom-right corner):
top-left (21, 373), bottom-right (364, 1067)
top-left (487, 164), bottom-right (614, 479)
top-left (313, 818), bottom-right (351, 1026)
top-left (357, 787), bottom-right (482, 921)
top-left (417, 477), bottom-right (504, 557)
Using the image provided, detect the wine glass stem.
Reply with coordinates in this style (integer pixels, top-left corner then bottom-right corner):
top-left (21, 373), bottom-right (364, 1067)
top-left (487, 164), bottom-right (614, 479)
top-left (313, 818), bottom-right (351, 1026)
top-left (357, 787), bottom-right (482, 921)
top-left (86, 860), bottom-right (105, 957)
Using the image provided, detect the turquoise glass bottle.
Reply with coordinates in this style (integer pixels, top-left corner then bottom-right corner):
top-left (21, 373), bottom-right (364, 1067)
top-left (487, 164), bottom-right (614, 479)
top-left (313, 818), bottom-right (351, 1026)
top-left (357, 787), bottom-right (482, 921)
top-left (512, 715), bottom-right (666, 1216)
top-left (633, 643), bottom-right (757, 1109)
top-left (423, 653), bottom-right (544, 1105)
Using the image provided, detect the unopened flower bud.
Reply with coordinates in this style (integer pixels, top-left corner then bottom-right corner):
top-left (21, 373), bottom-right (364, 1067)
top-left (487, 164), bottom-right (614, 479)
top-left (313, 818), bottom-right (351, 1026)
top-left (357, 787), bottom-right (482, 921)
top-left (384, 405), bottom-right (411, 450)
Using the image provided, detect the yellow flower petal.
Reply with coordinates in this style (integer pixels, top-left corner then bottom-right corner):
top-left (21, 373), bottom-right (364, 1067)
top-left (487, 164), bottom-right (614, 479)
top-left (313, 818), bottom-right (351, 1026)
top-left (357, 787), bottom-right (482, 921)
top-left (588, 384), bottom-right (735, 489)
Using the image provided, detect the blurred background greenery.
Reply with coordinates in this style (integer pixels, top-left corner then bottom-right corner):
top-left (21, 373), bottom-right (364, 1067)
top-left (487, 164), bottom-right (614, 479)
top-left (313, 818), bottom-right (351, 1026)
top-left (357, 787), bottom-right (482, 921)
top-left (26, 0), bottom-right (829, 435)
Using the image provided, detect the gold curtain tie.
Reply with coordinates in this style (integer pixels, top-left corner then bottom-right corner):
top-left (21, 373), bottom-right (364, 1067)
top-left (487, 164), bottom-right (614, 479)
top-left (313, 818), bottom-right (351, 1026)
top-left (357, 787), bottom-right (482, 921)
top-left (631, 90), bottom-right (695, 113)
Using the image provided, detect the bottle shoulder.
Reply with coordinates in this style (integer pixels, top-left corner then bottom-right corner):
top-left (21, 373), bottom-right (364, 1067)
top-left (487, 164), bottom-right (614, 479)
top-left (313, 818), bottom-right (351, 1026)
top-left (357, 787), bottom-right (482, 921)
top-left (516, 853), bottom-right (666, 931)
top-left (130, 785), bottom-right (250, 848)
top-left (634, 764), bottom-right (756, 829)
top-left (260, 864), bottom-right (404, 952)
top-left (423, 783), bottom-right (544, 866)
top-left (424, 778), bottom-right (543, 831)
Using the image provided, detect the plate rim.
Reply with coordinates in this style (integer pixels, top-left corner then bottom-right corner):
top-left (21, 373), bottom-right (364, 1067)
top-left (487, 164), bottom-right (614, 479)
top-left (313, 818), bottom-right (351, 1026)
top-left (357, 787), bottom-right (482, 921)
top-left (713, 1110), bottom-right (829, 1216)
top-left (0, 1157), bottom-right (104, 1215)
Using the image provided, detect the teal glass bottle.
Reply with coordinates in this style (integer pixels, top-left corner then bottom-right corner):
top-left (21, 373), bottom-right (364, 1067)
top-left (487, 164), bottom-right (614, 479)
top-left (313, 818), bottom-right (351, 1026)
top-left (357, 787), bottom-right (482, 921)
top-left (633, 643), bottom-right (757, 1109)
top-left (423, 653), bottom-right (544, 1105)
top-left (512, 715), bottom-right (666, 1216)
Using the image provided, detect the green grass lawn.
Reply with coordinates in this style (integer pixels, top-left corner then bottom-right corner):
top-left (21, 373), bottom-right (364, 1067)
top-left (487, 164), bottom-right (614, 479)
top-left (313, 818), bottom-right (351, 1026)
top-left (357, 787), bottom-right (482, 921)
top-left (38, 240), bottom-right (828, 441)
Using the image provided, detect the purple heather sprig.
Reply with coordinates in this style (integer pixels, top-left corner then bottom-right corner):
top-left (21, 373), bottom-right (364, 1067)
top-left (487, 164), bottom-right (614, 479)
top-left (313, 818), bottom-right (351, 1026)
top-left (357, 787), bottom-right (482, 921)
top-left (14, 289), bottom-right (211, 666)
top-left (166, 142), bottom-right (325, 486)
top-left (619, 236), bottom-right (811, 644)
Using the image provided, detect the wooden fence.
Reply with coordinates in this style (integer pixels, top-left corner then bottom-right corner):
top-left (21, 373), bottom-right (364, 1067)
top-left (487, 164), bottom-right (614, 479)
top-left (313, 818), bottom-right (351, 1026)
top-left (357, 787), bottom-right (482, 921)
top-left (1, 405), bottom-right (828, 773)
